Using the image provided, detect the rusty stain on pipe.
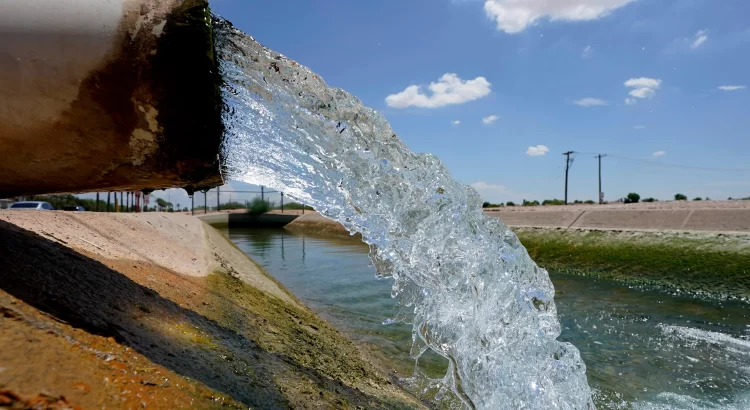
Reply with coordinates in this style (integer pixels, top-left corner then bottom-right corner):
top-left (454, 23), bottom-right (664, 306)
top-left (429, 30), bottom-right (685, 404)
top-left (0, 0), bottom-right (224, 197)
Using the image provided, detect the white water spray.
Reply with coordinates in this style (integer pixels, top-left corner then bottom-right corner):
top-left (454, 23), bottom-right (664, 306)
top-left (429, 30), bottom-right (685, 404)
top-left (214, 18), bottom-right (593, 409)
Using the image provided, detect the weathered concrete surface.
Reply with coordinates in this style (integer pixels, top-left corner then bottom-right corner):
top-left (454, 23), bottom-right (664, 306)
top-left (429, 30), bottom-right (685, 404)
top-left (282, 202), bottom-right (750, 239)
top-left (485, 201), bottom-right (750, 233)
top-left (198, 212), bottom-right (299, 229)
top-left (284, 212), bottom-right (362, 240)
top-left (0, 211), bottom-right (425, 409)
top-left (0, 0), bottom-right (223, 196)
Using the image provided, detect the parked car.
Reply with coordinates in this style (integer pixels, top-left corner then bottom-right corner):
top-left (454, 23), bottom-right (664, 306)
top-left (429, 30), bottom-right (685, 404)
top-left (62, 205), bottom-right (86, 211)
top-left (9, 201), bottom-right (54, 210)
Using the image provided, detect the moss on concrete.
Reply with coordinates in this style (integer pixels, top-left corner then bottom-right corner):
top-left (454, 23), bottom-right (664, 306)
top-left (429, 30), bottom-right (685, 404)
top-left (205, 272), bottom-right (425, 409)
top-left (516, 228), bottom-right (750, 300)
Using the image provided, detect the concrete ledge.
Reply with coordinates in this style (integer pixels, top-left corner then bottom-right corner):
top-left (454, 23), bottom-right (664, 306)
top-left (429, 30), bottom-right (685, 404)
top-left (198, 212), bottom-right (298, 229)
top-left (486, 208), bottom-right (750, 233)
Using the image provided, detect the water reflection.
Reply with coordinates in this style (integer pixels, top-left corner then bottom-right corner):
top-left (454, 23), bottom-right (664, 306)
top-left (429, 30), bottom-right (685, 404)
top-left (222, 228), bottom-right (750, 409)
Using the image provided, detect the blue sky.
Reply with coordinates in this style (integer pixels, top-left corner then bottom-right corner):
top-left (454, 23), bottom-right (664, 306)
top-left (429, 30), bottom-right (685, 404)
top-left (152, 0), bottom-right (750, 206)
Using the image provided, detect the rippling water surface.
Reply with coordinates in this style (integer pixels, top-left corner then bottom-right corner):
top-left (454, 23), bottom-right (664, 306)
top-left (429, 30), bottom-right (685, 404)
top-left (222, 228), bottom-right (750, 409)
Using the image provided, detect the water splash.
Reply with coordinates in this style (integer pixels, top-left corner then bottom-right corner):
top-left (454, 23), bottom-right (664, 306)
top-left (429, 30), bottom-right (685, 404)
top-left (214, 17), bottom-right (593, 409)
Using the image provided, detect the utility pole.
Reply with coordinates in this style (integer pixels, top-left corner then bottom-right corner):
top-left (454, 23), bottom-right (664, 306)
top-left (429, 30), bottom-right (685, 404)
top-left (562, 151), bottom-right (575, 205)
top-left (96, 192), bottom-right (100, 212)
top-left (595, 154), bottom-right (607, 204)
top-left (217, 186), bottom-right (220, 212)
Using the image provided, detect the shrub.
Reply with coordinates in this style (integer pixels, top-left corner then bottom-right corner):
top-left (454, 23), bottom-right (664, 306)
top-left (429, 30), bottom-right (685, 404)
top-left (247, 198), bottom-right (274, 215)
top-left (282, 202), bottom-right (314, 211)
top-left (220, 201), bottom-right (249, 210)
top-left (674, 193), bottom-right (687, 201)
top-left (624, 192), bottom-right (640, 204)
top-left (522, 199), bottom-right (540, 206)
top-left (506, 201), bottom-right (516, 207)
top-left (482, 202), bottom-right (490, 208)
top-left (693, 197), bottom-right (702, 201)
top-left (642, 197), bottom-right (657, 203)
top-left (542, 199), bottom-right (565, 206)
top-left (584, 200), bottom-right (595, 204)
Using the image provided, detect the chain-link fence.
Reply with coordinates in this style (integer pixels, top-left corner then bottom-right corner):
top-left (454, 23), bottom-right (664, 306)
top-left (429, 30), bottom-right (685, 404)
top-left (186, 186), bottom-right (312, 215)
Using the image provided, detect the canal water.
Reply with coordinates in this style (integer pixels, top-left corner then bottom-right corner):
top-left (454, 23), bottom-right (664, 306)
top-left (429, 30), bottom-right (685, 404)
top-left (221, 228), bottom-right (750, 409)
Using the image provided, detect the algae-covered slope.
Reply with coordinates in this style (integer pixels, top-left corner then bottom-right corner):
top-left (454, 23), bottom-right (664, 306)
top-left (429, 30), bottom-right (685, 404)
top-left (517, 227), bottom-right (750, 300)
top-left (0, 211), bottom-right (424, 409)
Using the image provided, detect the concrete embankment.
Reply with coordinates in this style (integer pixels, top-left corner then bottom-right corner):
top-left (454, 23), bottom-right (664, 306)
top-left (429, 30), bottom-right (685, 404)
top-left (485, 201), bottom-right (750, 233)
top-left (284, 212), bottom-right (360, 240)
top-left (277, 207), bottom-right (750, 300)
top-left (0, 211), bottom-right (424, 409)
top-left (198, 211), bottom-right (298, 229)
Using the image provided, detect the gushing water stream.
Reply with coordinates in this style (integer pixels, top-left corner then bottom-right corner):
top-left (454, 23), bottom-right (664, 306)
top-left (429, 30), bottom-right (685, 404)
top-left (215, 17), bottom-right (593, 409)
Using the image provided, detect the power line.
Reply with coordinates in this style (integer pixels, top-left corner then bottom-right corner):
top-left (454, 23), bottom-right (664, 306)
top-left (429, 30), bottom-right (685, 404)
top-left (574, 151), bottom-right (750, 172)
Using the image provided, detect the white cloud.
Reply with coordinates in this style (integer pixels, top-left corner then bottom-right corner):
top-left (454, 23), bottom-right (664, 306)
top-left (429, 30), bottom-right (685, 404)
top-left (628, 87), bottom-right (656, 99)
top-left (483, 0), bottom-right (635, 34)
top-left (624, 77), bottom-right (661, 104)
top-left (719, 85), bottom-right (745, 91)
top-left (633, 125), bottom-right (646, 130)
top-left (690, 29), bottom-right (708, 49)
top-left (582, 45), bottom-right (593, 57)
top-left (385, 73), bottom-right (491, 109)
top-left (482, 114), bottom-right (499, 124)
top-left (452, 120), bottom-right (461, 125)
top-left (652, 151), bottom-right (666, 157)
top-left (624, 78), bottom-right (662, 89)
top-left (526, 145), bottom-right (550, 156)
top-left (573, 97), bottom-right (607, 107)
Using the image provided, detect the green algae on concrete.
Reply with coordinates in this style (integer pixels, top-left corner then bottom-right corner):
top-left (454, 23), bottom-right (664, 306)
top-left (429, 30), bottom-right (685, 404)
top-left (204, 271), bottom-right (426, 410)
top-left (515, 228), bottom-right (750, 301)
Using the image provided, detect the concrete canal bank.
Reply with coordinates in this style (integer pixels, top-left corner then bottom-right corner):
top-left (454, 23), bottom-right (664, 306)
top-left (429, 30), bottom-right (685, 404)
top-left (274, 208), bottom-right (750, 300)
top-left (0, 211), bottom-right (424, 409)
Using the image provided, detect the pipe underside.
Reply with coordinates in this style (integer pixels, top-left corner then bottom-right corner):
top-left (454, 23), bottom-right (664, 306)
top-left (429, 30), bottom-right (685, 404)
top-left (0, 0), bottom-right (224, 197)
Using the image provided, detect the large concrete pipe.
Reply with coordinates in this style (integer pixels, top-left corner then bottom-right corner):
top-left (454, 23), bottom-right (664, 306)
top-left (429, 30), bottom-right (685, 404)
top-left (0, 0), bottom-right (223, 197)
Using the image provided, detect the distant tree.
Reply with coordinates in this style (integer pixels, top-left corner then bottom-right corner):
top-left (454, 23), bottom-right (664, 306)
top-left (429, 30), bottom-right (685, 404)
top-left (584, 200), bottom-right (595, 204)
top-left (674, 193), bottom-right (688, 201)
top-left (221, 201), bottom-right (250, 210)
top-left (642, 197), bottom-right (657, 203)
top-left (542, 199), bottom-right (565, 206)
top-left (624, 192), bottom-right (640, 204)
top-left (693, 197), bottom-right (702, 201)
top-left (506, 201), bottom-right (516, 207)
top-left (183, 207), bottom-right (189, 212)
top-left (573, 200), bottom-right (583, 204)
top-left (482, 201), bottom-right (490, 208)
top-left (247, 198), bottom-right (274, 215)
top-left (706, 197), bottom-right (711, 201)
top-left (155, 198), bottom-right (168, 211)
top-left (522, 199), bottom-right (540, 206)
